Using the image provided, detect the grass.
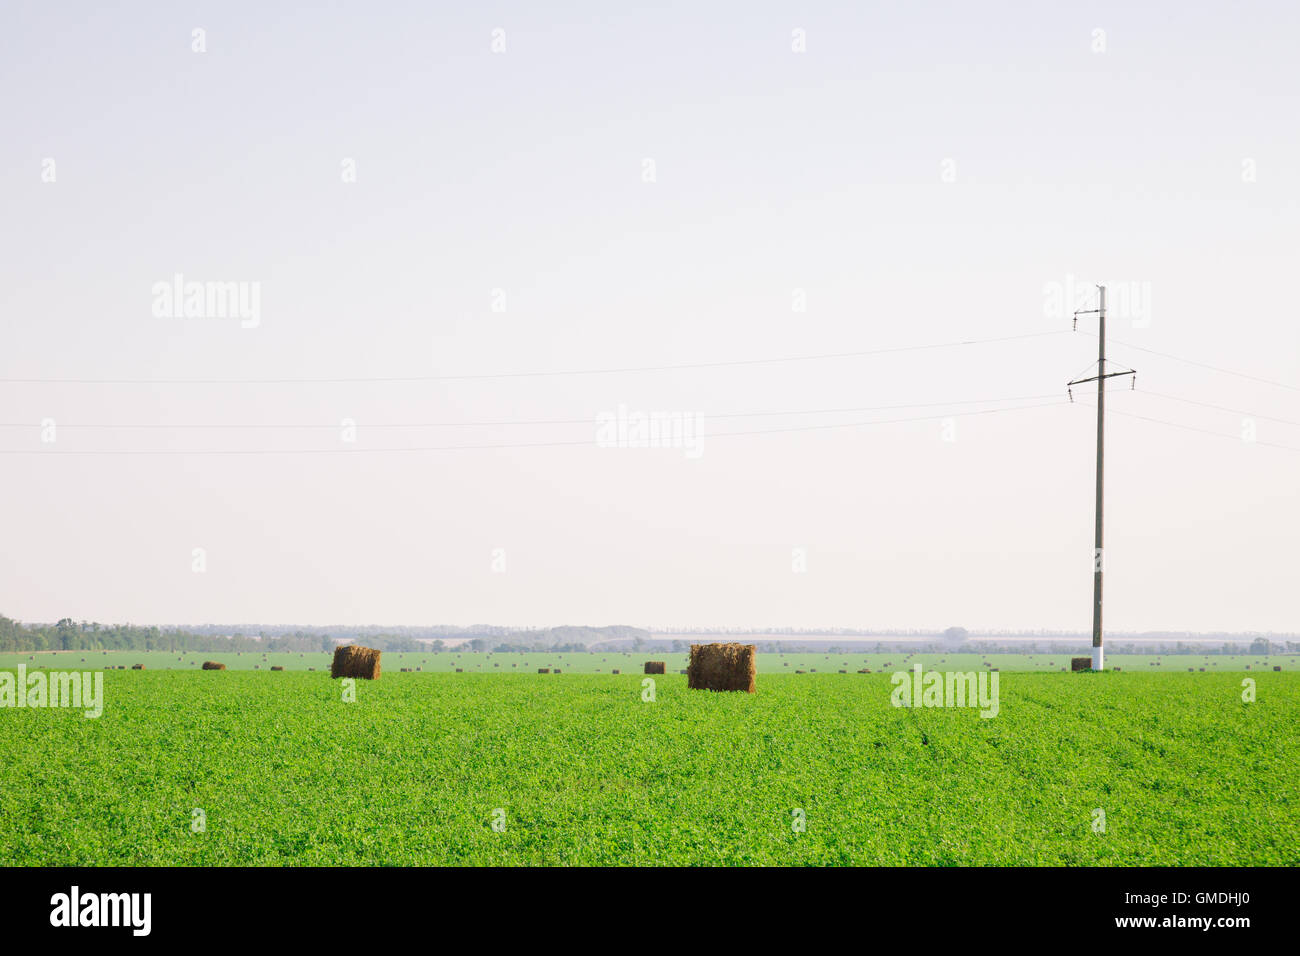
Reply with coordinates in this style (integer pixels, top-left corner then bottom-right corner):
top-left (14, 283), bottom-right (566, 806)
top-left (1, 668), bottom-right (1295, 865)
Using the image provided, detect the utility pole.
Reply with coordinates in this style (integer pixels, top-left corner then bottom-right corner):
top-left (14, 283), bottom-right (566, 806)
top-left (1067, 285), bottom-right (1135, 671)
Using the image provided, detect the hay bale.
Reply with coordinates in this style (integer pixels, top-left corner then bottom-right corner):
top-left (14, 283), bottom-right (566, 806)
top-left (687, 643), bottom-right (756, 693)
top-left (131, 664), bottom-right (145, 670)
top-left (611, 669), bottom-right (620, 674)
top-left (554, 669), bottom-right (562, 674)
top-left (455, 668), bottom-right (463, 672)
top-left (644, 661), bottom-right (666, 675)
top-left (1274, 665), bottom-right (1282, 672)
top-left (538, 668), bottom-right (550, 674)
top-left (270, 665), bottom-right (284, 671)
top-left (1071, 657), bottom-right (1091, 672)
top-left (795, 669), bottom-right (806, 674)
top-left (331, 645), bottom-right (381, 680)
top-left (202, 660), bottom-right (226, 670)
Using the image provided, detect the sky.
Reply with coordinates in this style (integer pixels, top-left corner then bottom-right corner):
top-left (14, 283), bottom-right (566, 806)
top-left (1, 2), bottom-right (1298, 632)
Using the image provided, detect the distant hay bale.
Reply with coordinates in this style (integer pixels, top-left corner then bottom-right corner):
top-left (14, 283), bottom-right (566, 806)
top-left (201, 661), bottom-right (225, 670)
top-left (554, 669), bottom-right (562, 674)
top-left (644, 661), bottom-right (666, 674)
top-left (455, 668), bottom-right (463, 672)
top-left (611, 669), bottom-right (620, 674)
top-left (1071, 657), bottom-right (1091, 672)
top-left (131, 664), bottom-right (145, 670)
top-left (795, 669), bottom-right (806, 674)
top-left (331, 645), bottom-right (381, 680)
top-left (116, 665), bottom-right (126, 669)
top-left (687, 643), bottom-right (756, 693)
top-left (1274, 665), bottom-right (1282, 671)
top-left (270, 665), bottom-right (284, 671)
top-left (538, 668), bottom-right (550, 674)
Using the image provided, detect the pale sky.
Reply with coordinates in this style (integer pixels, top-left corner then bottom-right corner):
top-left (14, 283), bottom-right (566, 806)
top-left (2, 2), bottom-right (1298, 632)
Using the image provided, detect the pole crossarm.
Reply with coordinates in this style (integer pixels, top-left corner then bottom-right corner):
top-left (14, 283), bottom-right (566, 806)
top-left (1067, 369), bottom-right (1136, 387)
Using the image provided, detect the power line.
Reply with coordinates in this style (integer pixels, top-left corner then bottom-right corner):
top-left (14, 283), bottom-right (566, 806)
top-left (0, 330), bottom-right (1067, 385)
top-left (0, 398), bottom-right (1067, 455)
top-left (0, 392), bottom-right (1062, 431)
top-left (1075, 399), bottom-right (1300, 453)
top-left (1139, 389), bottom-right (1300, 428)
top-left (1080, 332), bottom-right (1300, 393)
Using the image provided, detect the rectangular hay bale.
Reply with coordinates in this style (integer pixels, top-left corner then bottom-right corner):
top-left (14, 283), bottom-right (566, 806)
top-left (644, 661), bottom-right (665, 675)
top-left (201, 661), bottom-right (226, 670)
top-left (687, 643), bottom-right (756, 693)
top-left (331, 645), bottom-right (382, 680)
top-left (1071, 657), bottom-right (1092, 672)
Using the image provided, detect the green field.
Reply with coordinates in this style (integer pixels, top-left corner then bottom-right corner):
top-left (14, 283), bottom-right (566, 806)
top-left (1, 667), bottom-right (1295, 865)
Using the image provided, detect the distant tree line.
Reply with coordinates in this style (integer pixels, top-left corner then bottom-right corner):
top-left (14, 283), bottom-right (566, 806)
top-left (0, 616), bottom-right (438, 654)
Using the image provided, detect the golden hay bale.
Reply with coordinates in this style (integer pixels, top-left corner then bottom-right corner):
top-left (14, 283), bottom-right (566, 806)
top-left (331, 645), bottom-right (381, 680)
top-left (201, 661), bottom-right (226, 670)
top-left (270, 665), bottom-right (284, 671)
top-left (644, 661), bottom-right (666, 675)
top-left (687, 643), bottom-right (756, 693)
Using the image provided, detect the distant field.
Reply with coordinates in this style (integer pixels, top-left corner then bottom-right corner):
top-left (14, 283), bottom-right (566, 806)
top-left (3, 649), bottom-right (1295, 673)
top-left (0, 667), bottom-right (1295, 865)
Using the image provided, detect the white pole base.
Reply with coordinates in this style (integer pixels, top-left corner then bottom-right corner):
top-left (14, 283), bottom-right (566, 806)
top-left (1092, 646), bottom-right (1104, 671)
